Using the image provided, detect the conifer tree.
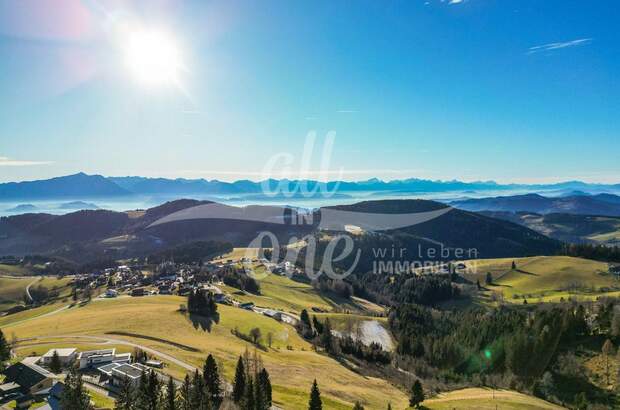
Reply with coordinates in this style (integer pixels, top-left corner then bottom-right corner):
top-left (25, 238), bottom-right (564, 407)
top-left (203, 354), bottom-right (222, 404)
top-left (61, 366), bottom-right (92, 410)
top-left (115, 376), bottom-right (134, 410)
top-left (245, 377), bottom-right (256, 410)
top-left (353, 402), bottom-right (364, 410)
top-left (49, 350), bottom-right (62, 374)
top-left (164, 376), bottom-right (177, 410)
top-left (191, 370), bottom-right (206, 409)
top-left (409, 380), bottom-right (424, 409)
top-left (134, 372), bottom-right (151, 410)
top-left (258, 367), bottom-right (272, 408)
top-left (233, 356), bottom-right (246, 403)
top-left (0, 328), bottom-right (10, 363)
top-left (178, 375), bottom-right (193, 410)
top-left (308, 379), bottom-right (322, 410)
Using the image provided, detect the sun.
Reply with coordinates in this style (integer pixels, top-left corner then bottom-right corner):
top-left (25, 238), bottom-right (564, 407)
top-left (124, 29), bottom-right (182, 86)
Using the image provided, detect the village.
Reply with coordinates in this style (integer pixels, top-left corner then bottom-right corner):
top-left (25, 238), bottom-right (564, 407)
top-left (0, 257), bottom-right (303, 409)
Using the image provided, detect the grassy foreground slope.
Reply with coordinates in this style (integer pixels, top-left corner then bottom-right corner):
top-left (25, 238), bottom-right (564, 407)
top-left (463, 256), bottom-right (617, 302)
top-left (3, 296), bottom-right (409, 409)
top-left (423, 388), bottom-right (566, 410)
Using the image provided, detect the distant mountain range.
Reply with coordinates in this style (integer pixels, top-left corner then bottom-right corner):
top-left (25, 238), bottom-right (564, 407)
top-left (0, 198), bottom-right (560, 264)
top-left (0, 173), bottom-right (619, 200)
top-left (451, 193), bottom-right (620, 217)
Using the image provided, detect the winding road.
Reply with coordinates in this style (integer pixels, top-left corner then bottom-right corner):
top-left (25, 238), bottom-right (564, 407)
top-left (20, 334), bottom-right (198, 372)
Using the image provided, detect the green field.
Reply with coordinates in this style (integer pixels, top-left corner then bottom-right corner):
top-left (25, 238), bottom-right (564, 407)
top-left (0, 275), bottom-right (74, 314)
top-left (423, 388), bottom-right (565, 409)
top-left (221, 268), bottom-right (384, 316)
top-left (463, 256), bottom-right (618, 303)
top-left (2, 295), bottom-right (409, 409)
top-left (0, 264), bottom-right (36, 276)
top-left (0, 276), bottom-right (32, 311)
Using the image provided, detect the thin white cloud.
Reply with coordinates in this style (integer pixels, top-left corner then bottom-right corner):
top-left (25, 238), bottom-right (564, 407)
top-left (449, 0), bottom-right (464, 4)
top-left (0, 156), bottom-right (53, 167)
top-left (528, 38), bottom-right (592, 54)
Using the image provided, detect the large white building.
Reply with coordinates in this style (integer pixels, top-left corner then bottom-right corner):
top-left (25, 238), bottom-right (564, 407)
top-left (77, 349), bottom-right (131, 369)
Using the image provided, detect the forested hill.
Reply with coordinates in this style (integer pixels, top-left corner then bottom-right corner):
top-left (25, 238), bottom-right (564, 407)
top-left (0, 198), bottom-right (561, 265)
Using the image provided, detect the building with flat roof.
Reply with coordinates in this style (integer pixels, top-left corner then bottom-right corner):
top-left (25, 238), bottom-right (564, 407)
top-left (97, 362), bottom-right (148, 387)
top-left (77, 349), bottom-right (131, 369)
top-left (40, 348), bottom-right (77, 367)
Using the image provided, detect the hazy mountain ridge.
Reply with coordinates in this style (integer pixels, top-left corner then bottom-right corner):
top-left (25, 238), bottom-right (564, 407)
top-left (451, 193), bottom-right (620, 217)
top-left (1, 173), bottom-right (619, 200)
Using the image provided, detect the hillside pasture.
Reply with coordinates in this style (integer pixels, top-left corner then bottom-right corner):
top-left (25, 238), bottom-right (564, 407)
top-left (423, 388), bottom-right (565, 409)
top-left (2, 295), bottom-right (409, 409)
top-left (463, 256), bottom-right (618, 303)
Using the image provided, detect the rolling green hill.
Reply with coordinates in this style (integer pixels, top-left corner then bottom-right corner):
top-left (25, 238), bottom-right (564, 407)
top-left (463, 256), bottom-right (618, 302)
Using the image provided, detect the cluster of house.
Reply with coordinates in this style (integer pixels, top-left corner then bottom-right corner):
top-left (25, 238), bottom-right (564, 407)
top-left (0, 346), bottom-right (159, 408)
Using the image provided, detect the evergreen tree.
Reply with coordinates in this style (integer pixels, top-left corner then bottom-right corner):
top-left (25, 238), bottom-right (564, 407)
top-left (485, 272), bottom-right (493, 285)
top-left (178, 375), bottom-right (193, 410)
top-left (0, 329), bottom-right (10, 363)
top-left (300, 309), bottom-right (312, 328)
top-left (312, 316), bottom-right (324, 334)
top-left (409, 380), bottom-right (424, 409)
top-left (233, 356), bottom-right (246, 403)
top-left (61, 367), bottom-right (92, 410)
top-left (203, 354), bottom-right (222, 404)
top-left (191, 370), bottom-right (206, 409)
top-left (147, 370), bottom-right (161, 410)
top-left (353, 402), bottom-right (364, 410)
top-left (308, 379), bottom-right (322, 410)
top-left (134, 372), bottom-right (151, 410)
top-left (387, 403), bottom-right (392, 410)
top-left (245, 377), bottom-right (256, 410)
top-left (50, 350), bottom-right (62, 374)
top-left (258, 368), bottom-right (272, 408)
top-left (255, 376), bottom-right (266, 410)
top-left (602, 338), bottom-right (615, 385)
top-left (162, 377), bottom-right (177, 410)
top-left (320, 318), bottom-right (334, 352)
top-left (115, 376), bottom-right (134, 410)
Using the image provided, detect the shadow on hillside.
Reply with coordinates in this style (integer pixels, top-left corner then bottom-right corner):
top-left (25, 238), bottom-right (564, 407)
top-left (516, 269), bottom-right (538, 276)
top-left (188, 312), bottom-right (220, 332)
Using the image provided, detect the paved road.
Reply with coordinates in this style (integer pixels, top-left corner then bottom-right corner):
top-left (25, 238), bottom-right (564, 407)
top-left (25, 277), bottom-right (42, 302)
top-left (24, 335), bottom-right (198, 372)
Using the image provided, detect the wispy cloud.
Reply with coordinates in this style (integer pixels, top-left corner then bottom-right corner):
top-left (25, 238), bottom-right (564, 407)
top-left (0, 156), bottom-right (53, 167)
top-left (448, 0), bottom-right (464, 4)
top-left (528, 38), bottom-right (592, 54)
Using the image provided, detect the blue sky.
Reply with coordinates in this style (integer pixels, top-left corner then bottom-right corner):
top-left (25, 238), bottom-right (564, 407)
top-left (0, 0), bottom-right (618, 184)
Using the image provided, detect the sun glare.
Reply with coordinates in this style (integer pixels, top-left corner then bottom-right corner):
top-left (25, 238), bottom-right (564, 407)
top-left (124, 29), bottom-right (181, 86)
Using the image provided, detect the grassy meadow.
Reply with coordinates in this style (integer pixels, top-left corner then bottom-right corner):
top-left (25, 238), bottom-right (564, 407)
top-left (462, 256), bottom-right (618, 303)
top-left (2, 295), bottom-right (409, 409)
top-left (423, 388), bottom-right (566, 409)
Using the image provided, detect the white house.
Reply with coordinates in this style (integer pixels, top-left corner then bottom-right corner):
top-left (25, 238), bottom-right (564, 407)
top-left (40, 348), bottom-right (77, 367)
top-left (77, 349), bottom-right (131, 369)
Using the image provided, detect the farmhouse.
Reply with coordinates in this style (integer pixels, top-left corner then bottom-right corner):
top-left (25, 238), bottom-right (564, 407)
top-left (77, 349), bottom-right (131, 369)
top-left (40, 348), bottom-right (77, 367)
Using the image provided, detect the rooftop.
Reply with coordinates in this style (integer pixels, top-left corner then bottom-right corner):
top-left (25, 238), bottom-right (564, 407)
top-left (79, 349), bottom-right (115, 359)
top-left (42, 348), bottom-right (77, 358)
top-left (112, 364), bottom-right (145, 380)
